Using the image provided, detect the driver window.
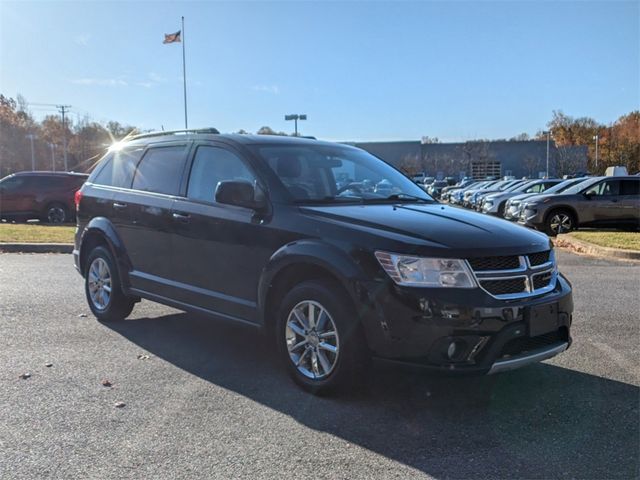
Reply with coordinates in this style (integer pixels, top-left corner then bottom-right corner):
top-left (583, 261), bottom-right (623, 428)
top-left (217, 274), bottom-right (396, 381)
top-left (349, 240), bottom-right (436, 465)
top-left (187, 146), bottom-right (255, 203)
top-left (584, 180), bottom-right (620, 196)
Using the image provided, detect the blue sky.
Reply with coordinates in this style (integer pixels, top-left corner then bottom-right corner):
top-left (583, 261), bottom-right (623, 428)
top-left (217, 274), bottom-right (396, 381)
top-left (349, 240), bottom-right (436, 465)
top-left (0, 0), bottom-right (637, 141)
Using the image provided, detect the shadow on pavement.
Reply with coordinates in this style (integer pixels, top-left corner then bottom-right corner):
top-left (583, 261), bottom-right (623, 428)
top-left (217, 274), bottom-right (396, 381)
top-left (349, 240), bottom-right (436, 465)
top-left (107, 312), bottom-right (639, 479)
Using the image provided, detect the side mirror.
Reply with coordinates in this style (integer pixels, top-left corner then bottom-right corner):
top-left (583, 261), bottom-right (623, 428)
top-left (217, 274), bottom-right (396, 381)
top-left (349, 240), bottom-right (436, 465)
top-left (215, 180), bottom-right (266, 210)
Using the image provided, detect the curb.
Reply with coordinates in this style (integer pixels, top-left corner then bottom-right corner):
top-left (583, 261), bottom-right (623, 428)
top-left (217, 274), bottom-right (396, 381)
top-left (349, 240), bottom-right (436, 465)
top-left (0, 243), bottom-right (73, 254)
top-left (554, 234), bottom-right (640, 261)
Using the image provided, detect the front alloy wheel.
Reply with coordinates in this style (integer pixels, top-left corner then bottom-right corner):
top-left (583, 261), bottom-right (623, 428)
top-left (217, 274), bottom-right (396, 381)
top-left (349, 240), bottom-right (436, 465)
top-left (285, 300), bottom-right (340, 380)
top-left (548, 211), bottom-right (574, 235)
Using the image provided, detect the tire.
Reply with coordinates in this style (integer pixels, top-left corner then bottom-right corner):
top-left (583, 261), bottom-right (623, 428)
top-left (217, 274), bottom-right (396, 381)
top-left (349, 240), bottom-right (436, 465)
top-left (43, 203), bottom-right (68, 224)
top-left (84, 246), bottom-right (135, 322)
top-left (275, 280), bottom-right (369, 394)
top-left (545, 209), bottom-right (576, 236)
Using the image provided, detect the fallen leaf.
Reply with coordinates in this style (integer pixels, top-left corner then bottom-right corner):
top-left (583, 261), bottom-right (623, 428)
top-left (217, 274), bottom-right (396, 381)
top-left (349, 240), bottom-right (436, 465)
top-left (114, 401), bottom-right (126, 408)
top-left (19, 373), bottom-right (31, 379)
top-left (101, 379), bottom-right (113, 387)
top-left (45, 363), bottom-right (53, 368)
top-left (78, 314), bottom-right (87, 318)
top-left (137, 354), bottom-right (150, 360)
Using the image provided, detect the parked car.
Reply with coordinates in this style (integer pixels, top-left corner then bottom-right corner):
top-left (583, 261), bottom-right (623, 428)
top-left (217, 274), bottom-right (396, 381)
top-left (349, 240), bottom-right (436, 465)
top-left (75, 130), bottom-right (573, 393)
top-left (0, 171), bottom-right (88, 223)
top-left (462, 180), bottom-right (502, 207)
top-left (468, 179), bottom-right (527, 210)
top-left (519, 176), bottom-right (640, 235)
top-left (427, 180), bottom-right (448, 198)
top-left (503, 178), bottom-right (587, 221)
top-left (448, 180), bottom-right (491, 205)
top-left (481, 179), bottom-right (563, 216)
top-left (440, 178), bottom-right (475, 202)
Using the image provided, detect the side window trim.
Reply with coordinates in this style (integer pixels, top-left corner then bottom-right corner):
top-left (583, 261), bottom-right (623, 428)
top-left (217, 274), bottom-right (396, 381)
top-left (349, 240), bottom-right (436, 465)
top-left (184, 142), bottom-right (262, 206)
top-left (130, 143), bottom-right (190, 196)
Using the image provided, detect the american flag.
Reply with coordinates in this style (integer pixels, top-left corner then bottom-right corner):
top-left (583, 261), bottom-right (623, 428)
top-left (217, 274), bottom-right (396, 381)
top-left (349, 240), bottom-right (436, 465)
top-left (163, 31), bottom-right (181, 44)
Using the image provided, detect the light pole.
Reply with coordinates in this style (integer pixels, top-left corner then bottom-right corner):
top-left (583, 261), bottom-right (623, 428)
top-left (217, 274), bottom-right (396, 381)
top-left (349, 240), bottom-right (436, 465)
top-left (49, 143), bottom-right (56, 171)
top-left (542, 130), bottom-right (551, 178)
top-left (285, 114), bottom-right (307, 136)
top-left (593, 134), bottom-right (599, 171)
top-left (26, 134), bottom-right (37, 171)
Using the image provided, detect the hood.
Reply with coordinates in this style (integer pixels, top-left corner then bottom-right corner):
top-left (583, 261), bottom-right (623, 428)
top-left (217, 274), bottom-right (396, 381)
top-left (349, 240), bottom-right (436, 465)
top-left (300, 203), bottom-right (550, 256)
top-left (508, 192), bottom-right (540, 204)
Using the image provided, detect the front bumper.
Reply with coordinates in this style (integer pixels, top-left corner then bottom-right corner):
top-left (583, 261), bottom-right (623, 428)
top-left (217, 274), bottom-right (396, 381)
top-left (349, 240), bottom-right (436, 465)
top-left (359, 273), bottom-right (573, 375)
top-left (518, 206), bottom-right (546, 229)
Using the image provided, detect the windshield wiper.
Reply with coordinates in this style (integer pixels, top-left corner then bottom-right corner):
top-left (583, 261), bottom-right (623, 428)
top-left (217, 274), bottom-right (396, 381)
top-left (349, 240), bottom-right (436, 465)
top-left (382, 193), bottom-right (433, 203)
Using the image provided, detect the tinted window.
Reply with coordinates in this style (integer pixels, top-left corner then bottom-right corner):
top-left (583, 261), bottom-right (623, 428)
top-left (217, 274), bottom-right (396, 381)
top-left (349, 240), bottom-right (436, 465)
top-left (187, 146), bottom-right (255, 203)
top-left (620, 179), bottom-right (640, 196)
top-left (132, 146), bottom-right (187, 195)
top-left (93, 148), bottom-right (144, 188)
top-left (584, 180), bottom-right (620, 196)
top-left (0, 176), bottom-right (27, 191)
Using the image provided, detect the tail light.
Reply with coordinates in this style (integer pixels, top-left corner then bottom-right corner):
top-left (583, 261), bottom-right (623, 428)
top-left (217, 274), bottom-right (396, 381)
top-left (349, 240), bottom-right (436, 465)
top-left (74, 189), bottom-right (83, 210)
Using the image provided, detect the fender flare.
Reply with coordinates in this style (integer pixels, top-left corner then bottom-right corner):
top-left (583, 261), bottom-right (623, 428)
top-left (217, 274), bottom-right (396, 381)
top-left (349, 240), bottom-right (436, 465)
top-left (78, 217), bottom-right (133, 290)
top-left (257, 239), bottom-right (368, 324)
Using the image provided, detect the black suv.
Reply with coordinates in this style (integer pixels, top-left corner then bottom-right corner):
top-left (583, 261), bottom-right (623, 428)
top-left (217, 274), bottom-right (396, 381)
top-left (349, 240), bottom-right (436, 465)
top-left (74, 130), bottom-right (573, 392)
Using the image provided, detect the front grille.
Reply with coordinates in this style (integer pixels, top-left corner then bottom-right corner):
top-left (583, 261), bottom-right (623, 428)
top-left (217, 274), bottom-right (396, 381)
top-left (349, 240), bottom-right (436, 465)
top-left (500, 329), bottom-right (566, 357)
top-left (480, 278), bottom-right (527, 295)
top-left (468, 255), bottom-right (520, 271)
top-left (528, 250), bottom-right (551, 266)
top-left (533, 271), bottom-right (553, 290)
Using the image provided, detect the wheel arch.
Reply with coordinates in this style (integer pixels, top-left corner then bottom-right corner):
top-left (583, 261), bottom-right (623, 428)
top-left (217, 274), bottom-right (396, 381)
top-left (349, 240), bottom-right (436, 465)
top-left (258, 240), bottom-right (368, 339)
top-left (78, 217), bottom-right (133, 290)
top-left (544, 205), bottom-right (579, 228)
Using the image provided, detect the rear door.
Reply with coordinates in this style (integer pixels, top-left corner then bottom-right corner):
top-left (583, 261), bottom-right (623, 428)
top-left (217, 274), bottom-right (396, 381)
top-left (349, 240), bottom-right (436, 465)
top-left (111, 143), bottom-right (190, 296)
top-left (619, 179), bottom-right (640, 225)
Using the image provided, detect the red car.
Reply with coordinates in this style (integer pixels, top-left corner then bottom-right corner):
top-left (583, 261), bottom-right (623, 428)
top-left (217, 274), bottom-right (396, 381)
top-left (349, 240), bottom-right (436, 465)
top-left (0, 171), bottom-right (88, 224)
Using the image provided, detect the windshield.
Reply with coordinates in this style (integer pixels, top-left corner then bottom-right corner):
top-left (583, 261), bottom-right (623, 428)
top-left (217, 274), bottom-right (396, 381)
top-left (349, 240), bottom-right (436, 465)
top-left (252, 144), bottom-right (433, 203)
top-left (561, 177), bottom-right (602, 195)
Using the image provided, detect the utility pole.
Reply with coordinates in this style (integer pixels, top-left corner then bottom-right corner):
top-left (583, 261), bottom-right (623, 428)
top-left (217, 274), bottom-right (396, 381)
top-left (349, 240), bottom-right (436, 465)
top-left (593, 134), bottom-right (599, 171)
top-left (543, 130), bottom-right (551, 178)
top-left (26, 134), bottom-right (37, 170)
top-left (49, 143), bottom-right (56, 171)
top-left (57, 105), bottom-right (71, 171)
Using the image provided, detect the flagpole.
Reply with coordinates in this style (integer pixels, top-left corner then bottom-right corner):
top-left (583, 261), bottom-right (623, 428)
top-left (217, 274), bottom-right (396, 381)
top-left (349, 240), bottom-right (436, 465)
top-left (181, 16), bottom-right (188, 129)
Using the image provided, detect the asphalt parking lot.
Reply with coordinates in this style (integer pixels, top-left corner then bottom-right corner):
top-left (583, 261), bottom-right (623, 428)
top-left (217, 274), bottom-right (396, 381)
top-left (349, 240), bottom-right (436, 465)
top-left (0, 251), bottom-right (638, 479)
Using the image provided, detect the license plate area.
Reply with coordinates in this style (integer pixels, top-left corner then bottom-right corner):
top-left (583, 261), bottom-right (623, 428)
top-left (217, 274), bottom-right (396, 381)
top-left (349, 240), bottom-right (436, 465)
top-left (528, 303), bottom-right (559, 337)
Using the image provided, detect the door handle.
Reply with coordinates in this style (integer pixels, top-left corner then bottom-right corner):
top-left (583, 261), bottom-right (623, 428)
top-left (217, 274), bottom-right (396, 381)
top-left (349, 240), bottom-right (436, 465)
top-left (172, 212), bottom-right (191, 222)
top-left (113, 202), bottom-right (128, 209)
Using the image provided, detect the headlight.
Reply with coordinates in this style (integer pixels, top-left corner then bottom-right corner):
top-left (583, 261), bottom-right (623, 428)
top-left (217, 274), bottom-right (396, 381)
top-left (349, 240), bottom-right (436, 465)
top-left (375, 252), bottom-right (476, 288)
top-left (510, 200), bottom-right (520, 206)
top-left (484, 200), bottom-right (494, 208)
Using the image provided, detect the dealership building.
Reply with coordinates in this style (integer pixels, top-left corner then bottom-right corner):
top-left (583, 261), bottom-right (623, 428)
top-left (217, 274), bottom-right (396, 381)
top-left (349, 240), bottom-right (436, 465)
top-left (348, 139), bottom-right (588, 179)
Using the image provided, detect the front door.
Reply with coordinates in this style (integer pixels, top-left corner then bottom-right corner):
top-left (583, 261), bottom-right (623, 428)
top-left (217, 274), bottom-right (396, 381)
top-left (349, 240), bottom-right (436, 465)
top-left (170, 143), bottom-right (273, 323)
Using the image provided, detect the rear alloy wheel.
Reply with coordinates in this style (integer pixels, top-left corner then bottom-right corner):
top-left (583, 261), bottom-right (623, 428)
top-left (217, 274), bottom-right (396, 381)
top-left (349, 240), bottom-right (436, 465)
top-left (546, 210), bottom-right (575, 236)
top-left (85, 246), bottom-right (135, 322)
top-left (45, 203), bottom-right (68, 224)
top-left (276, 280), bottom-right (368, 394)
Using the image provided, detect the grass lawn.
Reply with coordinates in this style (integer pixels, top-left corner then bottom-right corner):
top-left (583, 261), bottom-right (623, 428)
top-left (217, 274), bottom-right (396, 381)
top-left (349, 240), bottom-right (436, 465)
top-left (0, 223), bottom-right (75, 243)
top-left (570, 231), bottom-right (640, 251)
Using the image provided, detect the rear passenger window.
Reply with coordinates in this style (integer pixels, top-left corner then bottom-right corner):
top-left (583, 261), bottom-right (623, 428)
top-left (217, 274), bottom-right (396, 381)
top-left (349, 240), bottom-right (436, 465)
top-left (132, 146), bottom-right (187, 195)
top-left (93, 148), bottom-right (144, 188)
top-left (621, 180), bottom-right (640, 196)
top-left (187, 146), bottom-right (255, 203)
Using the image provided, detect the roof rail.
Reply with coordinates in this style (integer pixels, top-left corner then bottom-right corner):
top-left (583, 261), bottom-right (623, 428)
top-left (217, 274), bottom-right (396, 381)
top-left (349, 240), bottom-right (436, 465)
top-left (128, 128), bottom-right (220, 141)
